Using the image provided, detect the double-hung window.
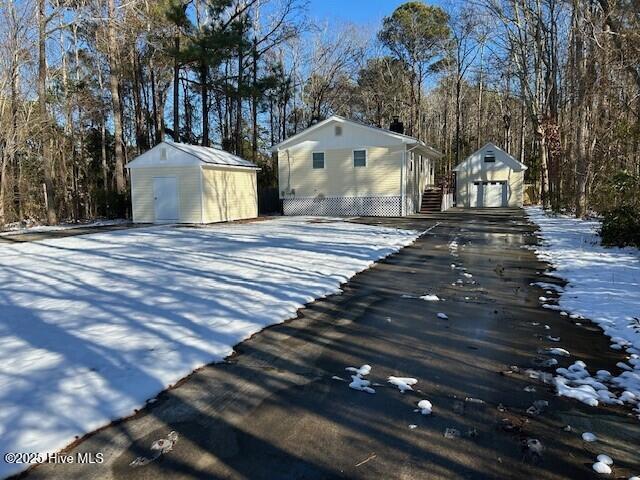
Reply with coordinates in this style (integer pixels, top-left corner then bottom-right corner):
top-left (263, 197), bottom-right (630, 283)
top-left (353, 149), bottom-right (367, 168)
top-left (312, 152), bottom-right (325, 169)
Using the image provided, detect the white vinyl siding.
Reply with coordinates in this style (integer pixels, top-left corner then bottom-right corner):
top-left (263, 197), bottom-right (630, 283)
top-left (278, 146), bottom-right (403, 198)
top-left (130, 166), bottom-right (202, 223)
top-left (201, 167), bottom-right (258, 223)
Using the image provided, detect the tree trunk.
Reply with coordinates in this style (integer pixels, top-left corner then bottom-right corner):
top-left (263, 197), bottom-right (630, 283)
top-left (477, 43), bottom-right (484, 150)
top-left (131, 52), bottom-right (146, 154)
top-left (150, 67), bottom-right (164, 145)
top-left (38, 0), bottom-right (57, 224)
top-left (537, 123), bottom-right (551, 209)
top-left (107, 0), bottom-right (126, 194)
top-left (201, 62), bottom-right (209, 147)
top-left (1, 30), bottom-right (20, 224)
top-left (183, 79), bottom-right (193, 143)
top-left (96, 45), bottom-right (109, 197)
top-left (455, 78), bottom-right (461, 167)
top-left (236, 39), bottom-right (244, 154)
top-left (0, 153), bottom-right (9, 224)
top-left (519, 100), bottom-right (526, 164)
top-left (574, 1), bottom-right (589, 218)
top-left (173, 35), bottom-right (180, 142)
top-left (251, 38), bottom-right (258, 161)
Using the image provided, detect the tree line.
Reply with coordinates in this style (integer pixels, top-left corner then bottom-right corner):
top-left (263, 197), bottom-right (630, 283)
top-left (0, 0), bottom-right (638, 231)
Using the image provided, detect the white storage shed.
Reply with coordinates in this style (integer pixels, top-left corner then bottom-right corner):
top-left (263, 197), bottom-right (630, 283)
top-left (126, 141), bottom-right (259, 224)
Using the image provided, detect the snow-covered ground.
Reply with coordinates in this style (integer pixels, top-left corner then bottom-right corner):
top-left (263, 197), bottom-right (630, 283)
top-left (0, 219), bottom-right (129, 237)
top-left (0, 217), bottom-right (420, 478)
top-left (526, 207), bottom-right (640, 415)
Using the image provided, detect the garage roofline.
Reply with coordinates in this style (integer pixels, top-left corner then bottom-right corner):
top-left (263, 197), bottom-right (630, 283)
top-left (453, 142), bottom-right (528, 172)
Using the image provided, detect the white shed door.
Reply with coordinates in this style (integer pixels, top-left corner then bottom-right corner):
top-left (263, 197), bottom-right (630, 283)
top-left (153, 177), bottom-right (179, 221)
top-left (483, 181), bottom-right (506, 207)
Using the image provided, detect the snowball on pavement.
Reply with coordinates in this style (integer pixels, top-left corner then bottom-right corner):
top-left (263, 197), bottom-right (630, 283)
top-left (346, 365), bottom-right (371, 377)
top-left (349, 376), bottom-right (375, 394)
top-left (592, 462), bottom-right (612, 474)
top-left (597, 454), bottom-right (613, 465)
top-left (417, 400), bottom-right (432, 415)
top-left (420, 294), bottom-right (440, 302)
top-left (388, 376), bottom-right (418, 393)
top-left (546, 347), bottom-right (570, 356)
top-left (437, 312), bottom-right (448, 320)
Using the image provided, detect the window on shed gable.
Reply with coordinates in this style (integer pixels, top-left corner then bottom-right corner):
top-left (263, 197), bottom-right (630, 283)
top-left (335, 125), bottom-right (342, 136)
top-left (484, 152), bottom-right (496, 163)
top-left (353, 149), bottom-right (367, 167)
top-left (312, 152), bottom-right (325, 169)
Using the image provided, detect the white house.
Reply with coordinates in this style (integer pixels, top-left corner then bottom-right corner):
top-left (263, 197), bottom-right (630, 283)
top-left (126, 141), bottom-right (259, 224)
top-left (271, 116), bottom-right (443, 216)
top-left (453, 143), bottom-right (527, 208)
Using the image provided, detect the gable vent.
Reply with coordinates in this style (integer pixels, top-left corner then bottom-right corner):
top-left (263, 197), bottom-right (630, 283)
top-left (335, 125), bottom-right (342, 136)
top-left (160, 146), bottom-right (167, 161)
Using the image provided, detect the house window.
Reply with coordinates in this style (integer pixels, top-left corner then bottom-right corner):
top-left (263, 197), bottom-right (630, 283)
top-left (312, 152), bottom-right (325, 169)
top-left (353, 149), bottom-right (367, 167)
top-left (484, 152), bottom-right (496, 163)
top-left (335, 125), bottom-right (342, 136)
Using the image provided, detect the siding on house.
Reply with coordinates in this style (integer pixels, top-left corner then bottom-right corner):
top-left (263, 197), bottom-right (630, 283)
top-left (201, 167), bottom-right (258, 223)
top-left (130, 166), bottom-right (202, 223)
top-left (278, 145), bottom-right (403, 198)
top-left (272, 116), bottom-right (442, 217)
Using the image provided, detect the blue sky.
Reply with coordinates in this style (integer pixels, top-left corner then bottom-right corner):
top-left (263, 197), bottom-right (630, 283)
top-left (306, 0), bottom-right (449, 26)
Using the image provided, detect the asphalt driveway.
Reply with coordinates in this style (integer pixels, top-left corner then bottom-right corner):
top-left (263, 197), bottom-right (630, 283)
top-left (17, 209), bottom-right (640, 480)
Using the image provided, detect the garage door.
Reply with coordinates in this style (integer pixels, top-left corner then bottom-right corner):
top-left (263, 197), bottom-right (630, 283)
top-left (482, 181), bottom-right (506, 207)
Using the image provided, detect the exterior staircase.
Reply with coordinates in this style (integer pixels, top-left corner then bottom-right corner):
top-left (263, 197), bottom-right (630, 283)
top-left (420, 187), bottom-right (442, 213)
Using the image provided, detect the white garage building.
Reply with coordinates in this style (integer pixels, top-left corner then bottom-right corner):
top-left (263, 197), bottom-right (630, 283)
top-left (126, 141), bottom-right (259, 224)
top-left (454, 143), bottom-right (527, 208)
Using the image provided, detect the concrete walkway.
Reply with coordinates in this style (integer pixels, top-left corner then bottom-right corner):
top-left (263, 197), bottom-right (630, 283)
top-left (18, 210), bottom-right (640, 479)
